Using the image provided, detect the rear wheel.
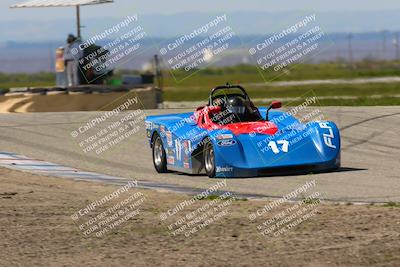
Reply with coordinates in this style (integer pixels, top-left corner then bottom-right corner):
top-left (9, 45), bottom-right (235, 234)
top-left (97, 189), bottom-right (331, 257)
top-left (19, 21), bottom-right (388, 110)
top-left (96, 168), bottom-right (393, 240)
top-left (152, 133), bottom-right (167, 173)
top-left (204, 141), bottom-right (216, 178)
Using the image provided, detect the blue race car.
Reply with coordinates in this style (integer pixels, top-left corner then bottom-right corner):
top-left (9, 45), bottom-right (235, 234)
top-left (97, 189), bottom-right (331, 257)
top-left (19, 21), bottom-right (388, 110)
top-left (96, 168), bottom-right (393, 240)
top-left (146, 84), bottom-right (340, 178)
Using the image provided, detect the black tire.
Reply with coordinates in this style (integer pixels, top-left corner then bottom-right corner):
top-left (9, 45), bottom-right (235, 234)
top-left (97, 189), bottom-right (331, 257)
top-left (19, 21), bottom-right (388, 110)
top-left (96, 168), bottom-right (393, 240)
top-left (152, 133), bottom-right (167, 173)
top-left (204, 140), bottom-right (216, 178)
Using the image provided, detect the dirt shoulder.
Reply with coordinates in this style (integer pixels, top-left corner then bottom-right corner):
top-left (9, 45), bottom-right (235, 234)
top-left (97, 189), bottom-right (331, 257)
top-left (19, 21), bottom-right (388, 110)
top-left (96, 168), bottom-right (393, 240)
top-left (0, 167), bottom-right (399, 267)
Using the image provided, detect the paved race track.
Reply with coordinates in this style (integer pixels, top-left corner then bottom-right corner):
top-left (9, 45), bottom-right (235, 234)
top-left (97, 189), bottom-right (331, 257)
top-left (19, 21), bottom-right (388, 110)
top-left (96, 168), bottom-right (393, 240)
top-left (0, 107), bottom-right (399, 203)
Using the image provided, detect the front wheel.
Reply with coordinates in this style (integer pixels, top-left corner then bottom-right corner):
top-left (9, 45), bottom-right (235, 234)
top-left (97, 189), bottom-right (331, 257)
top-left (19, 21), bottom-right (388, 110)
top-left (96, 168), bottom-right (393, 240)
top-left (152, 133), bottom-right (167, 173)
top-left (204, 141), bottom-right (216, 178)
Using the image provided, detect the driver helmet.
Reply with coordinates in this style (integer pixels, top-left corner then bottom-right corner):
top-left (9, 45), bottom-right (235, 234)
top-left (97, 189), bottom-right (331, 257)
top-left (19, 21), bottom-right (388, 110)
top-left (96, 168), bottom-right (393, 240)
top-left (226, 96), bottom-right (246, 114)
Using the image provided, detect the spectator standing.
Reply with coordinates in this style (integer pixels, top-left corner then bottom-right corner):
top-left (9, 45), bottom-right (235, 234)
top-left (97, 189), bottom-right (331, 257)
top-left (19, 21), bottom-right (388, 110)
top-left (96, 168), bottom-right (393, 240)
top-left (64, 34), bottom-right (82, 86)
top-left (55, 47), bottom-right (67, 87)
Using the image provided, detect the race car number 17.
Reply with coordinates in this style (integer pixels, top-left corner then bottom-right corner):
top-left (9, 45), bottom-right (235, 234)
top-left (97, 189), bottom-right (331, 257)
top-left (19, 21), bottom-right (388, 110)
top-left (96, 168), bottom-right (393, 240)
top-left (268, 140), bottom-right (289, 154)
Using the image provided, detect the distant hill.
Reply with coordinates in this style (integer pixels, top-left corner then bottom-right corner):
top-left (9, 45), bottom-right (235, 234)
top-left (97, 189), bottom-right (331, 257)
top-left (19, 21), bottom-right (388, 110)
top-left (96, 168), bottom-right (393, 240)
top-left (1, 31), bottom-right (398, 73)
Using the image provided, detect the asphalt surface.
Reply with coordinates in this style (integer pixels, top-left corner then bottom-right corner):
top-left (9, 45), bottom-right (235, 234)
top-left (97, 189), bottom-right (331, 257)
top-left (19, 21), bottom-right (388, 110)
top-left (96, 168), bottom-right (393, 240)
top-left (0, 107), bottom-right (399, 203)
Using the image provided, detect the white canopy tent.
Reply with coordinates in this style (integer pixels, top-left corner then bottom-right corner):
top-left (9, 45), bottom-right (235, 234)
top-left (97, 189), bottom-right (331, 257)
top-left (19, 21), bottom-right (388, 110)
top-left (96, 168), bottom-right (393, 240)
top-left (10, 0), bottom-right (114, 38)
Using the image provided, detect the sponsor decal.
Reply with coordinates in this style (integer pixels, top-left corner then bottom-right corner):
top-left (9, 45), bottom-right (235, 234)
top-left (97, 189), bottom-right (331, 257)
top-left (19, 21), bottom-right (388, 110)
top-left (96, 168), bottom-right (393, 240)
top-left (145, 121), bottom-right (153, 130)
top-left (166, 131), bottom-right (173, 147)
top-left (216, 134), bottom-right (234, 140)
top-left (183, 154), bottom-right (190, 168)
top-left (184, 162), bottom-right (190, 169)
top-left (217, 139), bottom-right (237, 146)
top-left (318, 122), bottom-right (336, 149)
top-left (146, 121), bottom-right (153, 138)
top-left (167, 156), bottom-right (175, 165)
top-left (174, 139), bottom-right (182, 161)
top-left (183, 152), bottom-right (190, 168)
top-left (216, 166), bottom-right (233, 172)
top-left (167, 149), bottom-right (175, 165)
top-left (159, 125), bottom-right (166, 137)
top-left (183, 140), bottom-right (191, 155)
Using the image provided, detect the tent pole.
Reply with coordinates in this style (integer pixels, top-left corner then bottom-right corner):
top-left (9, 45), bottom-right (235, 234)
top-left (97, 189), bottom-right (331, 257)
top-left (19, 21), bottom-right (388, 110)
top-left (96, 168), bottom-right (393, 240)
top-left (76, 5), bottom-right (81, 38)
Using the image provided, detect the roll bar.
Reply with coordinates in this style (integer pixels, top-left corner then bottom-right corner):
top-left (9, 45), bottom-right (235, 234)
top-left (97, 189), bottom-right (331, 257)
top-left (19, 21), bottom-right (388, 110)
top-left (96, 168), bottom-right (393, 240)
top-left (208, 83), bottom-right (250, 105)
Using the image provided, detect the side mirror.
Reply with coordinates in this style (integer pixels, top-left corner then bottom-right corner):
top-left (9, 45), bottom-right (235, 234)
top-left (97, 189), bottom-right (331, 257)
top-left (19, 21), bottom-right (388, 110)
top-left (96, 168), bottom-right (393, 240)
top-left (271, 100), bottom-right (282, 109)
top-left (266, 100), bottom-right (282, 121)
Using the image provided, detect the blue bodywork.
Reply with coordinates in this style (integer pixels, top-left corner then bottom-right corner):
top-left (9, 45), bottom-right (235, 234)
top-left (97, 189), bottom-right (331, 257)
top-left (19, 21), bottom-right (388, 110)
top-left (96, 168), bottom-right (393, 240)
top-left (146, 108), bottom-right (341, 177)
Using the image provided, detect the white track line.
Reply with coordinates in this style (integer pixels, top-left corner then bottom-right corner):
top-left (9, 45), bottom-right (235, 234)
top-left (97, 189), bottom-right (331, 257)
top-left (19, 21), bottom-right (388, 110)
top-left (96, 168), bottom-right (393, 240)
top-left (0, 151), bottom-right (123, 181)
top-left (0, 151), bottom-right (391, 205)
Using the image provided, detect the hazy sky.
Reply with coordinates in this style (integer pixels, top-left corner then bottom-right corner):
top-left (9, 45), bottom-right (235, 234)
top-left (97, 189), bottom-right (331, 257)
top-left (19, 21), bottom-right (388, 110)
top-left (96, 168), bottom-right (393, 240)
top-left (2, 0), bottom-right (400, 20)
top-left (2, 0), bottom-right (400, 41)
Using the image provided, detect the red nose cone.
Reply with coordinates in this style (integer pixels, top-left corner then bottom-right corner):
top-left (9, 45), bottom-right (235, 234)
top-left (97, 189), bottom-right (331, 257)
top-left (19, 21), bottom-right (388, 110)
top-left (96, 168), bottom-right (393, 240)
top-left (224, 121), bottom-right (278, 135)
